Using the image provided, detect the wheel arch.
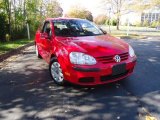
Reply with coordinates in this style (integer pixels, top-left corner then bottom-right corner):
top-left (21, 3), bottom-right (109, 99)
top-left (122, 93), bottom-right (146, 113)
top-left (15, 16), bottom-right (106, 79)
top-left (50, 54), bottom-right (57, 63)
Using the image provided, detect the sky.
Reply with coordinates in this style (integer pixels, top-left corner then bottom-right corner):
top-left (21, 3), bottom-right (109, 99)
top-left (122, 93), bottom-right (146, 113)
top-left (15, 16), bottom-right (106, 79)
top-left (58, 0), bottom-right (106, 17)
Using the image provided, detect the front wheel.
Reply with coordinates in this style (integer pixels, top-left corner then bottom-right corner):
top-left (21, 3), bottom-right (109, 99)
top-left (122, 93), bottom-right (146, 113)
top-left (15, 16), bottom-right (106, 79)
top-left (49, 58), bottom-right (65, 85)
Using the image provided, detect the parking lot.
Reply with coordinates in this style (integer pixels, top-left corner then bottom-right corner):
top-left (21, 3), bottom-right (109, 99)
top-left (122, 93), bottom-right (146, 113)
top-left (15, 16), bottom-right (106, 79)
top-left (0, 37), bottom-right (160, 120)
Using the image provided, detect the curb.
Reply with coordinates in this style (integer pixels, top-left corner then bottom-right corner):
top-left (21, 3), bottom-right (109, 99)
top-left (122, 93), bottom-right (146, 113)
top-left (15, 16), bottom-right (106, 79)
top-left (0, 42), bottom-right (34, 63)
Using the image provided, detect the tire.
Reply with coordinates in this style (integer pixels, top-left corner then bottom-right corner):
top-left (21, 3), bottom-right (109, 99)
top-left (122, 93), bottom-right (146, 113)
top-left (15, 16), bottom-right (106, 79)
top-left (49, 57), bottom-right (65, 85)
top-left (35, 44), bottom-right (42, 59)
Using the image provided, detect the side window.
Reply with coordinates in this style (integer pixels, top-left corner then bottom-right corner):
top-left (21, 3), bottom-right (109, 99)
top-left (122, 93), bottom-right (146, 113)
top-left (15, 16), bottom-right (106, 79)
top-left (42, 21), bottom-right (51, 35)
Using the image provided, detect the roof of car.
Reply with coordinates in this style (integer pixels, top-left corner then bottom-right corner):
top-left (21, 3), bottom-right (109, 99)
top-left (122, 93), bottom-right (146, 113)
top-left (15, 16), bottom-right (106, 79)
top-left (46, 17), bottom-right (85, 21)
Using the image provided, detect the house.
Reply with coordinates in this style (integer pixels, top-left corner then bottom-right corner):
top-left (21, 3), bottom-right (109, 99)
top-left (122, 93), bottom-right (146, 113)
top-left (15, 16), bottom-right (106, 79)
top-left (120, 7), bottom-right (160, 26)
top-left (141, 7), bottom-right (160, 23)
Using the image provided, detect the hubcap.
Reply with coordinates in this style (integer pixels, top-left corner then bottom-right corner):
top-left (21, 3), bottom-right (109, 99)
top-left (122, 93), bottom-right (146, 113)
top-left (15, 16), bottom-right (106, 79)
top-left (51, 62), bottom-right (64, 83)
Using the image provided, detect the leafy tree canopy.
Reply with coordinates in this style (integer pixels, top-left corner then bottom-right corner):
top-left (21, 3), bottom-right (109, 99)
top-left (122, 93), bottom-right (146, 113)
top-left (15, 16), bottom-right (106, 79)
top-left (66, 7), bottom-right (93, 21)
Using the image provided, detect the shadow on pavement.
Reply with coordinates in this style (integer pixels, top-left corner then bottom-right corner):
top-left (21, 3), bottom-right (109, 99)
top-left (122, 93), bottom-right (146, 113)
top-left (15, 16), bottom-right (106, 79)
top-left (120, 39), bottom-right (160, 118)
top-left (0, 38), bottom-right (160, 119)
top-left (0, 54), bottom-right (138, 120)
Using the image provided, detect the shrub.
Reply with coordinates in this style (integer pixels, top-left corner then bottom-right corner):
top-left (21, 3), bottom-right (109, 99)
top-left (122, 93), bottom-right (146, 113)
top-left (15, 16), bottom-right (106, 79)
top-left (111, 19), bottom-right (117, 26)
top-left (142, 20), bottom-right (149, 27)
top-left (151, 21), bottom-right (160, 28)
top-left (105, 19), bottom-right (110, 25)
top-left (0, 13), bottom-right (7, 41)
top-left (135, 21), bottom-right (142, 27)
top-left (11, 27), bottom-right (27, 40)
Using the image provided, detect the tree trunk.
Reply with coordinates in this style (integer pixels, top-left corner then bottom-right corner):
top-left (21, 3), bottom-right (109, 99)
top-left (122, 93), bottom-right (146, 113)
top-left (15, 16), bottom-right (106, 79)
top-left (23, 0), bottom-right (26, 26)
top-left (116, 17), bottom-right (120, 30)
top-left (5, 0), bottom-right (11, 37)
top-left (116, 0), bottom-right (121, 30)
top-left (12, 0), bottom-right (16, 30)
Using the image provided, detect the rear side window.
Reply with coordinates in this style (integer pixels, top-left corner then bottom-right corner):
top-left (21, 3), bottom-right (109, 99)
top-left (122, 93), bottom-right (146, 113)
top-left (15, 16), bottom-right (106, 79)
top-left (41, 21), bottom-right (51, 36)
top-left (42, 21), bottom-right (50, 33)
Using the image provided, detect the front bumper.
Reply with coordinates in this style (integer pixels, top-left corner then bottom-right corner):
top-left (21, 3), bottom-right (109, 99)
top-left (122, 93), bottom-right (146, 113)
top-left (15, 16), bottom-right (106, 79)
top-left (63, 57), bottom-right (137, 85)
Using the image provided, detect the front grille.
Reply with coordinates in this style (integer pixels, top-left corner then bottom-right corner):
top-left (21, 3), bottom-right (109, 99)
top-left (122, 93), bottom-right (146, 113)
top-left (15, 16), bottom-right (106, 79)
top-left (79, 77), bottom-right (95, 83)
top-left (100, 71), bottom-right (129, 82)
top-left (96, 52), bottom-right (128, 64)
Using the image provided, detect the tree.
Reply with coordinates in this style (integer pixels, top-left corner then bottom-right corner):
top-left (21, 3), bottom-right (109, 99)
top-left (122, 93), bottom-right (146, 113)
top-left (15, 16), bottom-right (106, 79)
top-left (0, 0), bottom-right (7, 41)
top-left (128, 1), bottom-right (151, 12)
top-left (67, 7), bottom-right (93, 21)
top-left (0, 13), bottom-right (7, 41)
top-left (94, 14), bottom-right (108, 25)
top-left (85, 10), bottom-right (93, 21)
top-left (45, 0), bottom-right (63, 18)
top-left (128, 0), bottom-right (160, 12)
top-left (103, 0), bottom-right (128, 30)
top-left (142, 0), bottom-right (160, 8)
top-left (3, 0), bottom-right (11, 35)
top-left (0, 0), bottom-right (63, 41)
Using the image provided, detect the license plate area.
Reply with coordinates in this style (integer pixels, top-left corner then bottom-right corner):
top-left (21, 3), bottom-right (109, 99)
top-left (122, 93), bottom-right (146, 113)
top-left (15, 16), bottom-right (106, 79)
top-left (112, 63), bottom-right (126, 76)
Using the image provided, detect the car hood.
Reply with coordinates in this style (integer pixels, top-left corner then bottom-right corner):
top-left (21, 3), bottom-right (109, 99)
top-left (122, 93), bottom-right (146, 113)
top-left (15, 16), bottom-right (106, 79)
top-left (58, 35), bottom-right (129, 57)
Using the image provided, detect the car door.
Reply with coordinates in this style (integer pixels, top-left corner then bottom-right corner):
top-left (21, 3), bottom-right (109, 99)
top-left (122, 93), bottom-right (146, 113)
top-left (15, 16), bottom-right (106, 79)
top-left (39, 21), bottom-right (52, 62)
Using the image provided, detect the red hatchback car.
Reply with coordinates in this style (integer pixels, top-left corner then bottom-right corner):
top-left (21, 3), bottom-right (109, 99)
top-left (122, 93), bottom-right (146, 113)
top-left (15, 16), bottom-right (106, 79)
top-left (35, 18), bottom-right (136, 86)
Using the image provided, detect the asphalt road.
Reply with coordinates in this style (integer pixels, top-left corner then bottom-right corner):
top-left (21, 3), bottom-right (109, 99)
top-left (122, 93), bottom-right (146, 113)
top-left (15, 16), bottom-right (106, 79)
top-left (0, 37), bottom-right (160, 120)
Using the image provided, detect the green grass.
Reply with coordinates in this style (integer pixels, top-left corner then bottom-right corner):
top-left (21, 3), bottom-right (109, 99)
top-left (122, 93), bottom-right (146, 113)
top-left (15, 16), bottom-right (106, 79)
top-left (101, 25), bottom-right (160, 38)
top-left (110, 33), bottom-right (147, 39)
top-left (0, 39), bottom-right (33, 55)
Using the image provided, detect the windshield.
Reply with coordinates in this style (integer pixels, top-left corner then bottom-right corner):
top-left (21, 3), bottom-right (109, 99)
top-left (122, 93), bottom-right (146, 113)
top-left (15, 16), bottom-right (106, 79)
top-left (52, 19), bottom-right (104, 37)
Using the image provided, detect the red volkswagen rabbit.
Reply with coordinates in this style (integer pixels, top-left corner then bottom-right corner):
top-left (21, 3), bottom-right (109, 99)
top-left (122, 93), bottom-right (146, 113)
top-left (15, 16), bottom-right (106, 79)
top-left (35, 18), bottom-right (136, 86)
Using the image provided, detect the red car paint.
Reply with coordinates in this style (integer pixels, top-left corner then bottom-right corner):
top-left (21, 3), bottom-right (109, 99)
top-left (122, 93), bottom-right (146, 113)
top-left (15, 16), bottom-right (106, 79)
top-left (35, 18), bottom-right (136, 85)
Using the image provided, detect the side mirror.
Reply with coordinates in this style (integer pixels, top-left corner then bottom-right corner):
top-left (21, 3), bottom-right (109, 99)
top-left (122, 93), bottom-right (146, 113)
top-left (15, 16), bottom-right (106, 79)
top-left (41, 32), bottom-right (51, 39)
top-left (100, 28), bottom-right (107, 34)
top-left (102, 30), bottom-right (107, 34)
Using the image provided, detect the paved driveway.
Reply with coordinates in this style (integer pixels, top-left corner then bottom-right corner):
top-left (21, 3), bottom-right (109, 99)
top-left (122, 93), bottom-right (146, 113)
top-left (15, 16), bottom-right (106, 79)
top-left (0, 37), bottom-right (160, 120)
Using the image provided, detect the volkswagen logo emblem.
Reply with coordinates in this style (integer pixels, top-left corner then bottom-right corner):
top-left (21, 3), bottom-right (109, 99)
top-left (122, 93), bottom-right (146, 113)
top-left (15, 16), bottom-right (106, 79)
top-left (114, 55), bottom-right (121, 62)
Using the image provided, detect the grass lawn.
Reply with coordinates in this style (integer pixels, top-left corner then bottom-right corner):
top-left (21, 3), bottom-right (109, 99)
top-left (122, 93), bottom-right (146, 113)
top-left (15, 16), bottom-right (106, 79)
top-left (101, 25), bottom-right (160, 39)
top-left (0, 39), bottom-right (33, 55)
top-left (111, 33), bottom-right (147, 39)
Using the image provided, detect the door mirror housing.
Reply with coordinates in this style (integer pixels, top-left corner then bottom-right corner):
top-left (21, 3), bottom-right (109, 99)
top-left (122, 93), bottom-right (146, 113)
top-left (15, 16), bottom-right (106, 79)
top-left (41, 32), bottom-right (51, 39)
top-left (99, 28), bottom-right (107, 34)
top-left (102, 30), bottom-right (107, 34)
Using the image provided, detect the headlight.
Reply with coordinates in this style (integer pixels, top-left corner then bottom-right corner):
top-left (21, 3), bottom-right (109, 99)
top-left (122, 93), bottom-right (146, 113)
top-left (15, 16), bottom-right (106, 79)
top-left (129, 45), bottom-right (135, 57)
top-left (69, 52), bottom-right (97, 65)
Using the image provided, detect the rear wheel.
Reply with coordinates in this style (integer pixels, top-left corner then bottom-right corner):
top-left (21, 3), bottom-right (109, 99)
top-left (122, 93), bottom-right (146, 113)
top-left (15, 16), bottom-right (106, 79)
top-left (35, 44), bottom-right (42, 59)
top-left (49, 58), bottom-right (65, 85)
